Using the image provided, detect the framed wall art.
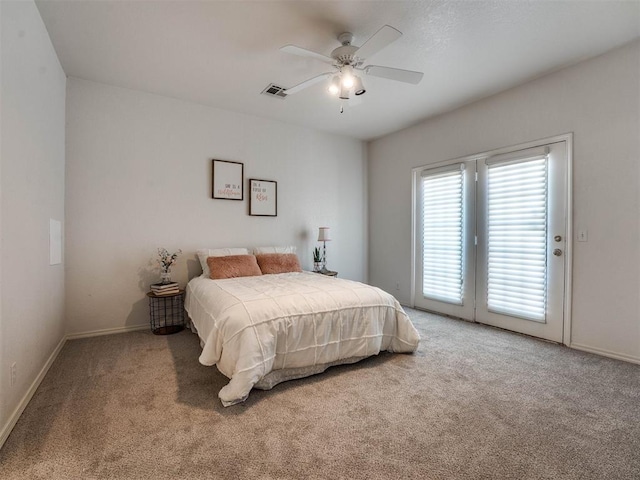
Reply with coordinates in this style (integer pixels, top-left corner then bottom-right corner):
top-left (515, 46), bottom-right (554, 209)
top-left (212, 159), bottom-right (243, 200)
top-left (249, 179), bottom-right (277, 216)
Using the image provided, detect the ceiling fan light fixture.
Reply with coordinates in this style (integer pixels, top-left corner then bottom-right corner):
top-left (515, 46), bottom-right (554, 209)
top-left (353, 76), bottom-right (366, 95)
top-left (327, 75), bottom-right (340, 95)
top-left (280, 25), bottom-right (424, 108)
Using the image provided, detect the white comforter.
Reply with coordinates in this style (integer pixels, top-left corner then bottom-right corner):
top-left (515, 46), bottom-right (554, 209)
top-left (185, 272), bottom-right (420, 406)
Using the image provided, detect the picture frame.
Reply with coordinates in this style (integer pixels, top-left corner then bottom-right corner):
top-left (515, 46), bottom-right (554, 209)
top-left (249, 179), bottom-right (277, 216)
top-left (212, 159), bottom-right (243, 200)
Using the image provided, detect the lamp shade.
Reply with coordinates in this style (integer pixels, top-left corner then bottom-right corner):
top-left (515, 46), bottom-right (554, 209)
top-left (317, 227), bottom-right (331, 242)
top-left (341, 66), bottom-right (355, 88)
top-left (327, 76), bottom-right (340, 96)
top-left (353, 76), bottom-right (366, 96)
top-left (339, 84), bottom-right (350, 100)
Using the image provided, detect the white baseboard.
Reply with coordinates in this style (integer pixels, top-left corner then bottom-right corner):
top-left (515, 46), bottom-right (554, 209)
top-left (570, 343), bottom-right (640, 365)
top-left (66, 323), bottom-right (148, 340)
top-left (0, 335), bottom-right (67, 450)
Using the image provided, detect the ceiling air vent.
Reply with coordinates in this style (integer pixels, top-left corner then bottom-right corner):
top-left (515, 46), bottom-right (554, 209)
top-left (261, 83), bottom-right (288, 99)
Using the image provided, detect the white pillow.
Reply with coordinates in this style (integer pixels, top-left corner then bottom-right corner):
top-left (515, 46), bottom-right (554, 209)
top-left (253, 246), bottom-right (297, 255)
top-left (197, 248), bottom-right (249, 277)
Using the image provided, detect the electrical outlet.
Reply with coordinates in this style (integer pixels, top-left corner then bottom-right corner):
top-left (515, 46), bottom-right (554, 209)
top-left (395, 282), bottom-right (400, 291)
top-left (11, 363), bottom-right (17, 386)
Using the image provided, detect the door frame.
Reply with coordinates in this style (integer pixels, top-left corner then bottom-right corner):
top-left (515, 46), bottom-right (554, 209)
top-left (411, 133), bottom-right (573, 346)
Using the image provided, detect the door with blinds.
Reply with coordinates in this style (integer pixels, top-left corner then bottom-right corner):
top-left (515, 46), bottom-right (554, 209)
top-left (415, 141), bottom-right (568, 342)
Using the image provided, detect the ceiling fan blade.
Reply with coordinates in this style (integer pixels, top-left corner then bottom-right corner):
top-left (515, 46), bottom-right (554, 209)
top-left (364, 65), bottom-right (424, 85)
top-left (280, 45), bottom-right (335, 65)
top-left (354, 25), bottom-right (402, 60)
top-left (284, 72), bottom-right (334, 95)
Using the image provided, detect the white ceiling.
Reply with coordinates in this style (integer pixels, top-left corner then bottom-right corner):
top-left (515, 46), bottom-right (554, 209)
top-left (35, 0), bottom-right (640, 141)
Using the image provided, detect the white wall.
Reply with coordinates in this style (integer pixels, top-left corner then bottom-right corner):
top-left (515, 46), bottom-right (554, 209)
top-left (65, 78), bottom-right (366, 335)
top-left (369, 40), bottom-right (640, 362)
top-left (0, 0), bottom-right (4, 443)
top-left (1, 0), bottom-right (66, 440)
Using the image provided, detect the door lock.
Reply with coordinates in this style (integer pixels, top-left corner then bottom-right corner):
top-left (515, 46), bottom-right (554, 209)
top-left (554, 235), bottom-right (562, 242)
top-left (553, 249), bottom-right (562, 257)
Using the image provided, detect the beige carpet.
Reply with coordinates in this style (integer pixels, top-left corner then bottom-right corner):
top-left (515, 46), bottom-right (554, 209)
top-left (1, 308), bottom-right (638, 479)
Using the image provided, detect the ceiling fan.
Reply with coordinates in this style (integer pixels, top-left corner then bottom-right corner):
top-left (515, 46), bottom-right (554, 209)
top-left (280, 25), bottom-right (424, 102)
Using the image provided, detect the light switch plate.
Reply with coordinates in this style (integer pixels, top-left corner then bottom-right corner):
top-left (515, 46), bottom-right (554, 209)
top-left (577, 230), bottom-right (588, 242)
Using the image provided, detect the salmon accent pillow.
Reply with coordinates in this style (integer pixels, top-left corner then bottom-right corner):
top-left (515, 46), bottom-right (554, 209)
top-left (197, 247), bottom-right (249, 277)
top-left (207, 255), bottom-right (262, 280)
top-left (255, 253), bottom-right (302, 275)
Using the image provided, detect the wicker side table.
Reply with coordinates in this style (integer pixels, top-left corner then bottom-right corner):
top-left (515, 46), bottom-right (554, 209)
top-left (146, 290), bottom-right (185, 335)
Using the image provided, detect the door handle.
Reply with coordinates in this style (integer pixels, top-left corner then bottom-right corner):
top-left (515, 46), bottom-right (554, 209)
top-left (553, 249), bottom-right (562, 257)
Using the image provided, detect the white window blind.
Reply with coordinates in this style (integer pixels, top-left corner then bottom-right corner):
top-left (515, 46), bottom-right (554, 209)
top-left (486, 156), bottom-right (548, 322)
top-left (421, 165), bottom-right (464, 305)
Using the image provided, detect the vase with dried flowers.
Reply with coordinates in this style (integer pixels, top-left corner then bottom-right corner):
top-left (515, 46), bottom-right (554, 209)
top-left (157, 248), bottom-right (182, 284)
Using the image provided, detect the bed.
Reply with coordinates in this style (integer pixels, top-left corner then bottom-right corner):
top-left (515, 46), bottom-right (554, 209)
top-left (184, 250), bottom-right (420, 406)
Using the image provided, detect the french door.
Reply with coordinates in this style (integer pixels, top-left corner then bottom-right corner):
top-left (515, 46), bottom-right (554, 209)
top-left (414, 140), bottom-right (568, 343)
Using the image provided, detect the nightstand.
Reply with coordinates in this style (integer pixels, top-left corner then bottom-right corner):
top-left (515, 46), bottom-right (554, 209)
top-left (316, 270), bottom-right (338, 278)
top-left (146, 290), bottom-right (185, 335)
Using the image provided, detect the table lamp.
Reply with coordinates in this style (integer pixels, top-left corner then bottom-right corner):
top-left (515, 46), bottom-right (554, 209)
top-left (317, 227), bottom-right (331, 273)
